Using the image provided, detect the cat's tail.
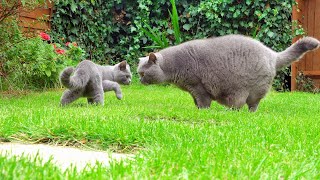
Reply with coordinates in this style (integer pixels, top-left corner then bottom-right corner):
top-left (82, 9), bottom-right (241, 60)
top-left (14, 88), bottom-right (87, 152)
top-left (60, 67), bottom-right (89, 89)
top-left (276, 37), bottom-right (320, 69)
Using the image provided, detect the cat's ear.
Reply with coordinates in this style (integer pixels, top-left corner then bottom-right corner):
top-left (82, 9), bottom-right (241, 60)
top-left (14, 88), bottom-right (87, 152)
top-left (119, 61), bottom-right (127, 71)
top-left (148, 53), bottom-right (157, 64)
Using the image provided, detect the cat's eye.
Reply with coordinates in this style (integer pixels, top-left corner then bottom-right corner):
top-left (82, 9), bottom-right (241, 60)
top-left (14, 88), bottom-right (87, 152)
top-left (139, 72), bottom-right (144, 77)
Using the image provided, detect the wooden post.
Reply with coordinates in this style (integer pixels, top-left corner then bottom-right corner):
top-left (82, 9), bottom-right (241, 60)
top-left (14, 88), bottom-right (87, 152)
top-left (291, 0), bottom-right (304, 91)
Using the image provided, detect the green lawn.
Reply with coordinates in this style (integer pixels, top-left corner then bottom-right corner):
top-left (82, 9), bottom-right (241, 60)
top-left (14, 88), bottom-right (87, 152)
top-left (1, 84), bottom-right (320, 179)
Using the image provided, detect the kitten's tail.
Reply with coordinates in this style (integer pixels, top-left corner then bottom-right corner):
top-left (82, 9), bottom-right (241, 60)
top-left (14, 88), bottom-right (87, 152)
top-left (276, 37), bottom-right (320, 69)
top-left (60, 67), bottom-right (89, 89)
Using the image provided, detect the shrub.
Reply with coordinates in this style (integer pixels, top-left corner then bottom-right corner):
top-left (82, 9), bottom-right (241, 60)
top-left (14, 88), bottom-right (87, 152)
top-left (3, 36), bottom-right (59, 90)
top-left (1, 32), bottom-right (85, 90)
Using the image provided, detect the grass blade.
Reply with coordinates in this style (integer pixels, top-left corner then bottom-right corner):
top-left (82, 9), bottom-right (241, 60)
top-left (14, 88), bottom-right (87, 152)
top-left (169, 0), bottom-right (181, 44)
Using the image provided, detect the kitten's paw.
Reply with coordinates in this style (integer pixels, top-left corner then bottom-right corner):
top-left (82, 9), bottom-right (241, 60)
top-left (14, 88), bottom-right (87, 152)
top-left (64, 67), bottom-right (75, 75)
top-left (116, 93), bottom-right (123, 100)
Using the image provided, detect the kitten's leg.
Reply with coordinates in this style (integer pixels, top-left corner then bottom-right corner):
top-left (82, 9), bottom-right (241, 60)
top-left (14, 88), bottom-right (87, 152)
top-left (188, 84), bottom-right (212, 109)
top-left (60, 89), bottom-right (83, 106)
top-left (90, 87), bottom-right (104, 105)
top-left (102, 80), bottom-right (123, 100)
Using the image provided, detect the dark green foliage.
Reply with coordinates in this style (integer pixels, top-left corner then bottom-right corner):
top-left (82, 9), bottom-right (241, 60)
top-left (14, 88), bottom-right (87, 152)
top-left (51, 0), bottom-right (303, 91)
top-left (296, 72), bottom-right (320, 93)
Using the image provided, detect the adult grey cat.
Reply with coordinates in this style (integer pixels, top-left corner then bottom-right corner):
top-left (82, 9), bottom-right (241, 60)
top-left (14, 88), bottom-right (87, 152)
top-left (60, 60), bottom-right (132, 106)
top-left (137, 34), bottom-right (320, 112)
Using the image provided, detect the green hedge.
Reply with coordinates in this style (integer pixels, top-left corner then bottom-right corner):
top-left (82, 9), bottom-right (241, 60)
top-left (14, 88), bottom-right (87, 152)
top-left (50, 0), bottom-right (303, 91)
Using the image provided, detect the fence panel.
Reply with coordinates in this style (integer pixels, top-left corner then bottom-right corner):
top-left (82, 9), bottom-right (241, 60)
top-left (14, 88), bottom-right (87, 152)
top-left (292, 0), bottom-right (320, 90)
top-left (18, 1), bottom-right (53, 35)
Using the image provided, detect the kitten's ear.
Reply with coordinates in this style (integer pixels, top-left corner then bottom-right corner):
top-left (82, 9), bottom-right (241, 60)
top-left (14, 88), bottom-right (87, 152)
top-left (119, 61), bottom-right (127, 71)
top-left (148, 53), bottom-right (157, 64)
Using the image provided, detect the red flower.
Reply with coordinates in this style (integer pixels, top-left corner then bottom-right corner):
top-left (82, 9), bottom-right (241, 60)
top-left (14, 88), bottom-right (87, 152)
top-left (72, 42), bottom-right (77, 47)
top-left (65, 42), bottom-right (71, 47)
top-left (55, 48), bottom-right (66, 55)
top-left (40, 32), bottom-right (50, 41)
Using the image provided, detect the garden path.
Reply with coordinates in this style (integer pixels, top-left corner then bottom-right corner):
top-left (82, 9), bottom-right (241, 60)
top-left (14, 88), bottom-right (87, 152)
top-left (0, 143), bottom-right (134, 171)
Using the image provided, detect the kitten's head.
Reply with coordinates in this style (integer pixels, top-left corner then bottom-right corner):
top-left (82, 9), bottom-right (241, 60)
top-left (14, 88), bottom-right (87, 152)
top-left (137, 53), bottom-right (165, 85)
top-left (113, 61), bottom-right (132, 85)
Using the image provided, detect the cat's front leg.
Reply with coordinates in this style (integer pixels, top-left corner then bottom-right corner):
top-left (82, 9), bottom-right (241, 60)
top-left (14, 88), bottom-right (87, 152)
top-left (90, 87), bottom-right (104, 105)
top-left (186, 84), bottom-right (212, 109)
top-left (102, 80), bottom-right (122, 100)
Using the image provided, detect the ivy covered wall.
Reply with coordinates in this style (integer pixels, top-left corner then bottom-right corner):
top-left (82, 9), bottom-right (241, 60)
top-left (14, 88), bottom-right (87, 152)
top-left (50, 0), bottom-right (302, 91)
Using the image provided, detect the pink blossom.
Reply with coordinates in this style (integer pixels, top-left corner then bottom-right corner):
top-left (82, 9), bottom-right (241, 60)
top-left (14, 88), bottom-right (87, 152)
top-left (40, 32), bottom-right (50, 41)
top-left (55, 48), bottom-right (66, 55)
top-left (65, 42), bottom-right (71, 47)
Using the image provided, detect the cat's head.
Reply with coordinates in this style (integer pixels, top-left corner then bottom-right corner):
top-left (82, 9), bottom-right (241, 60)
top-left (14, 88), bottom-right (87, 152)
top-left (137, 53), bottom-right (166, 85)
top-left (113, 61), bottom-right (132, 85)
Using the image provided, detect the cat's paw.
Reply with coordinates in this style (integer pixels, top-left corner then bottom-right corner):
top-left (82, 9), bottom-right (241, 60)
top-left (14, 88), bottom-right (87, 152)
top-left (116, 93), bottom-right (123, 100)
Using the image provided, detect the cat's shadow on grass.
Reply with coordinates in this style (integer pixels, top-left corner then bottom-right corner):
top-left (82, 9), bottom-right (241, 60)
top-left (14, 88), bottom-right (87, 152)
top-left (59, 103), bottom-right (103, 108)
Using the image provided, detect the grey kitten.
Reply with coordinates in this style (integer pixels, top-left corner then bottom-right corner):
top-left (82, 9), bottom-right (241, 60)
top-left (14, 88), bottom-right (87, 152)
top-left (60, 60), bottom-right (132, 106)
top-left (137, 34), bottom-right (320, 112)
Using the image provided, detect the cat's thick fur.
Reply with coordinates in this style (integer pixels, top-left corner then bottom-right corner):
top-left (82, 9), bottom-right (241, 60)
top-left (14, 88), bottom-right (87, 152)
top-left (60, 60), bottom-right (132, 106)
top-left (137, 34), bottom-right (320, 112)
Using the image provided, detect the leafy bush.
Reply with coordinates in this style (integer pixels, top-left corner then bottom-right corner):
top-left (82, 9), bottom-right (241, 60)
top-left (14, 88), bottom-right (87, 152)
top-left (0, 32), bottom-right (85, 90)
top-left (3, 37), bottom-right (60, 90)
top-left (51, 0), bottom-right (303, 91)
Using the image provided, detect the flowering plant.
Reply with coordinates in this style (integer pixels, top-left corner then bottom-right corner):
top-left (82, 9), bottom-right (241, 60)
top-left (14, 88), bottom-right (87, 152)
top-left (39, 32), bottom-right (85, 61)
top-left (38, 32), bottom-right (86, 67)
top-left (39, 32), bottom-right (50, 41)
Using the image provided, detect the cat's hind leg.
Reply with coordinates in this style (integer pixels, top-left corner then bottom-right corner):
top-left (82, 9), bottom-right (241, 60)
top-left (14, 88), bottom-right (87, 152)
top-left (102, 80), bottom-right (122, 100)
top-left (232, 91), bottom-right (249, 110)
top-left (60, 89), bottom-right (83, 106)
top-left (246, 96), bottom-right (262, 112)
top-left (246, 90), bottom-right (268, 112)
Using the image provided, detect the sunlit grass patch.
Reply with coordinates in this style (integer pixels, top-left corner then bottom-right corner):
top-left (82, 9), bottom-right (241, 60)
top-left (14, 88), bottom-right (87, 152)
top-left (1, 84), bottom-right (320, 178)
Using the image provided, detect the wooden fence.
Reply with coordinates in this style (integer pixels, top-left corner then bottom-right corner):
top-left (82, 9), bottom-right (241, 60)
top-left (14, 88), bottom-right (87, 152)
top-left (292, 0), bottom-right (320, 90)
top-left (18, 1), bottom-right (53, 35)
